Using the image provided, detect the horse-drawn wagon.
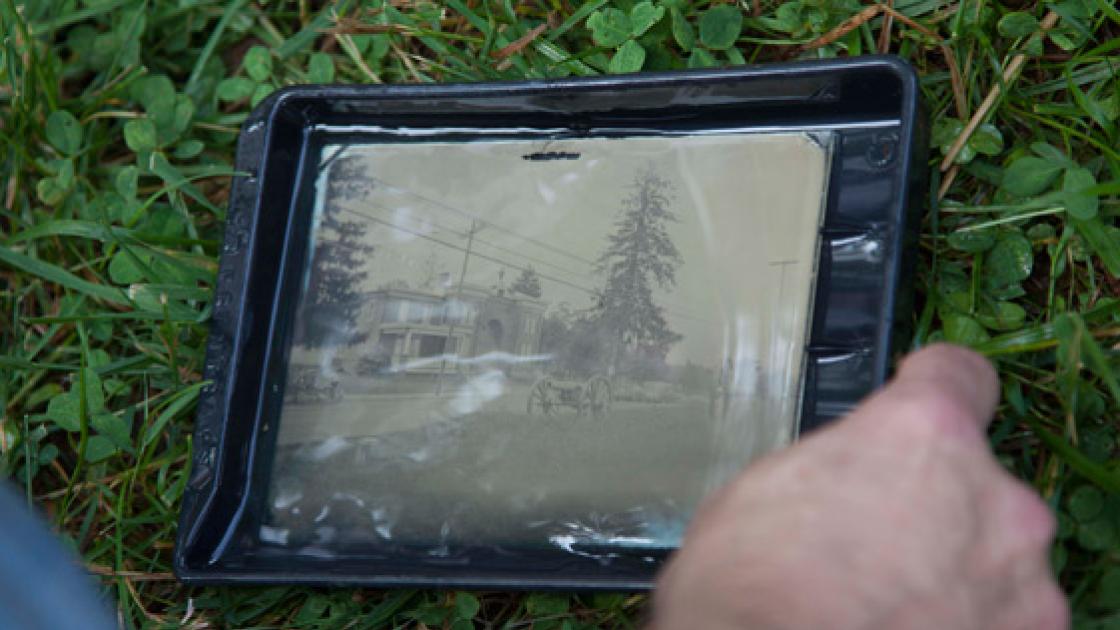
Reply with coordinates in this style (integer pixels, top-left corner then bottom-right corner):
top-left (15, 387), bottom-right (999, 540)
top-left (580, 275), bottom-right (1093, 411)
top-left (526, 373), bottom-right (612, 418)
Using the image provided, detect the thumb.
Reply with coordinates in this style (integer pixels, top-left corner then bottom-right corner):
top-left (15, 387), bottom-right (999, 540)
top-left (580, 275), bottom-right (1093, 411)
top-left (847, 343), bottom-right (1000, 438)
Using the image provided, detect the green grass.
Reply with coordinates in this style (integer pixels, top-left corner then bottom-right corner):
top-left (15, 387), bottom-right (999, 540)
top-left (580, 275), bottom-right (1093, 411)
top-left (2, 0), bottom-right (1120, 627)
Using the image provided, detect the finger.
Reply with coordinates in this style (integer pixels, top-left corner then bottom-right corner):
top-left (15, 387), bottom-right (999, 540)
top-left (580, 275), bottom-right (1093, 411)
top-left (992, 575), bottom-right (1070, 630)
top-left (985, 474), bottom-right (1057, 561)
top-left (1027, 579), bottom-right (1070, 630)
top-left (849, 343), bottom-right (1000, 438)
top-left (978, 476), bottom-right (1064, 630)
top-left (894, 344), bottom-right (1001, 426)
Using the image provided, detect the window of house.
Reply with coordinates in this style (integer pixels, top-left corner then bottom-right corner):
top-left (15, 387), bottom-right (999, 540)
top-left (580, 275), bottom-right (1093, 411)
top-left (430, 302), bottom-right (448, 326)
top-left (406, 300), bottom-right (428, 323)
top-left (382, 298), bottom-right (404, 323)
top-left (446, 299), bottom-right (476, 326)
top-left (417, 334), bottom-right (447, 358)
top-left (377, 332), bottom-right (400, 356)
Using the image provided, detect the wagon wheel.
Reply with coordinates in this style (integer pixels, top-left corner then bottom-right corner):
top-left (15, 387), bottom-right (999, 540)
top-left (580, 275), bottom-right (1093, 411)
top-left (574, 385), bottom-right (587, 416)
top-left (290, 373), bottom-right (307, 405)
top-left (527, 378), bottom-right (556, 416)
top-left (584, 376), bottom-right (612, 419)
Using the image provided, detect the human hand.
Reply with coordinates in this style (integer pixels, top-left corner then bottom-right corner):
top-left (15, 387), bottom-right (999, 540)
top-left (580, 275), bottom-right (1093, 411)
top-left (651, 344), bottom-right (1067, 630)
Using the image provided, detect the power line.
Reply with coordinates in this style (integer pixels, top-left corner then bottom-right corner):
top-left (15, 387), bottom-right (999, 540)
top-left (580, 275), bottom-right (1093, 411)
top-left (324, 159), bottom-right (716, 320)
top-left (332, 204), bottom-right (716, 325)
top-left (474, 234), bottom-right (597, 281)
top-left (352, 178), bottom-right (719, 324)
top-left (342, 201), bottom-right (603, 285)
top-left (364, 174), bottom-right (600, 268)
top-left (341, 205), bottom-right (716, 325)
top-left (337, 206), bottom-right (600, 297)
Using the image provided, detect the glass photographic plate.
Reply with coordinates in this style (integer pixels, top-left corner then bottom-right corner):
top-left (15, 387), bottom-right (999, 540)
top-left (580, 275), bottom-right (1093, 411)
top-left (176, 56), bottom-right (926, 589)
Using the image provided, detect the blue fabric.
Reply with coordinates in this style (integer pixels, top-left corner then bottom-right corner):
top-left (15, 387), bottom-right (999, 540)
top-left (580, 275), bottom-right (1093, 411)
top-left (0, 483), bottom-right (115, 630)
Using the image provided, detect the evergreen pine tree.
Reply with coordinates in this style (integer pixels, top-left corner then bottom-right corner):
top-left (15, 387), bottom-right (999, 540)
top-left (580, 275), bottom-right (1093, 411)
top-left (595, 168), bottom-right (683, 373)
top-left (296, 155), bottom-right (376, 347)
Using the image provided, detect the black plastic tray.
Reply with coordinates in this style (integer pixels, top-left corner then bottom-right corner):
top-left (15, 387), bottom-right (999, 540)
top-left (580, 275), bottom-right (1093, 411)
top-left (175, 55), bottom-right (927, 589)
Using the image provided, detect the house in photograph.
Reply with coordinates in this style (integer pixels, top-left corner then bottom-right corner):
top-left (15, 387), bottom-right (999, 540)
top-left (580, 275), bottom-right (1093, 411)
top-left (339, 282), bottom-right (546, 378)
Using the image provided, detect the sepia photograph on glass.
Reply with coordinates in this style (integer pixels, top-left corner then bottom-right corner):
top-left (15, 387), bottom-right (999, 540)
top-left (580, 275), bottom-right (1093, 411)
top-left (263, 132), bottom-right (833, 556)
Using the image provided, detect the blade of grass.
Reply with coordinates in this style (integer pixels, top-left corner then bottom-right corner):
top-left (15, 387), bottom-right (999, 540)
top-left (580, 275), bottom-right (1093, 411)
top-left (185, 0), bottom-right (250, 96)
top-left (1028, 419), bottom-right (1120, 494)
top-left (0, 246), bottom-right (129, 306)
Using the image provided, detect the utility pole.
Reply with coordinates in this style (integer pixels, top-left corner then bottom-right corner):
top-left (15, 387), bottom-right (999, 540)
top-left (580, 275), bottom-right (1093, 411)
top-left (435, 220), bottom-right (481, 395)
top-left (768, 259), bottom-right (798, 308)
top-left (766, 258), bottom-right (799, 393)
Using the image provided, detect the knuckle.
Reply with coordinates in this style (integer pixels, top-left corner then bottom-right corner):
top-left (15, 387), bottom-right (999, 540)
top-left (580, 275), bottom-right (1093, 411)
top-left (904, 343), bottom-right (998, 387)
top-left (1033, 581), bottom-right (1070, 630)
top-left (913, 343), bottom-right (997, 378)
top-left (992, 578), bottom-right (1069, 630)
top-left (1002, 481), bottom-right (1057, 547)
top-left (984, 476), bottom-right (1058, 564)
top-left (888, 385), bottom-right (982, 441)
